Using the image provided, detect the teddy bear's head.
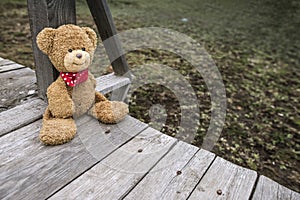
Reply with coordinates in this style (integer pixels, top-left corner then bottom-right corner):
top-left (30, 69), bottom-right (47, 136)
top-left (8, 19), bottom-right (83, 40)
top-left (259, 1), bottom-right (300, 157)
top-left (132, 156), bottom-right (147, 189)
top-left (36, 24), bottom-right (97, 72)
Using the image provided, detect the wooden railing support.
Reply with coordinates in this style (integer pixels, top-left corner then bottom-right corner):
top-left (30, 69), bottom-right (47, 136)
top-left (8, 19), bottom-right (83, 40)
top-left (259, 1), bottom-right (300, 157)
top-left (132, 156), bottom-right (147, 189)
top-left (28, 0), bottom-right (76, 100)
top-left (86, 0), bottom-right (130, 77)
top-left (28, 0), bottom-right (130, 100)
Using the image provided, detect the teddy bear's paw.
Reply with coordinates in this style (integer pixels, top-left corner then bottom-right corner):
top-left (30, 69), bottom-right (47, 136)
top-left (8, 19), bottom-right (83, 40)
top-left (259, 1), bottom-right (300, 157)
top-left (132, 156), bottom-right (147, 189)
top-left (90, 101), bottom-right (129, 124)
top-left (39, 118), bottom-right (77, 145)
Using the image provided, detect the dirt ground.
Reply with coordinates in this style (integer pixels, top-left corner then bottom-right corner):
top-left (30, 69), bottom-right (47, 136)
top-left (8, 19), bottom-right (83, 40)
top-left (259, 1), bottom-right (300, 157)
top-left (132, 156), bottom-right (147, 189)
top-left (0, 0), bottom-right (299, 192)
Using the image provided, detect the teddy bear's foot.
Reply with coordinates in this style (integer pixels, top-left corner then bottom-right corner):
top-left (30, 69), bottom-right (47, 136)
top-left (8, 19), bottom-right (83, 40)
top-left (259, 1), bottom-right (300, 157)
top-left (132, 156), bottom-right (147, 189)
top-left (40, 118), bottom-right (77, 145)
top-left (89, 101), bottom-right (129, 124)
top-left (39, 109), bottom-right (77, 145)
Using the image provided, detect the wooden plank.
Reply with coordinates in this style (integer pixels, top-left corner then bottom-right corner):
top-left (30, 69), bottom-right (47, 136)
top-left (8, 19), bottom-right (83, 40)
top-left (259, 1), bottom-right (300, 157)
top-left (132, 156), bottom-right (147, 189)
top-left (95, 73), bottom-right (130, 95)
top-left (111, 84), bottom-right (130, 102)
top-left (252, 175), bottom-right (300, 200)
top-left (86, 0), bottom-right (130, 76)
top-left (0, 73), bottom-right (128, 136)
top-left (28, 0), bottom-right (76, 99)
top-left (0, 63), bottom-right (26, 73)
top-left (0, 98), bottom-right (46, 137)
top-left (0, 59), bottom-right (14, 66)
top-left (49, 127), bottom-right (177, 199)
top-left (124, 142), bottom-right (215, 200)
top-left (189, 157), bottom-right (257, 200)
top-left (0, 115), bottom-right (147, 200)
top-left (291, 190), bottom-right (300, 200)
top-left (0, 68), bottom-right (37, 111)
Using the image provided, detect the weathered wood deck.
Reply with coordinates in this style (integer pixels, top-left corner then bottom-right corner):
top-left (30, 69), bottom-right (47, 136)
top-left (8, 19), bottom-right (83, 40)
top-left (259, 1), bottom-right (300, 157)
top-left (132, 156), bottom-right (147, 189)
top-left (0, 58), bottom-right (299, 200)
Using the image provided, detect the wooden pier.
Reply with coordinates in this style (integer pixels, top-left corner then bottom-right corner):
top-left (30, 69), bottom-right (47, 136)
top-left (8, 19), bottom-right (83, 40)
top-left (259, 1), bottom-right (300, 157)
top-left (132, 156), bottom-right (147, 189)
top-left (0, 57), bottom-right (299, 199)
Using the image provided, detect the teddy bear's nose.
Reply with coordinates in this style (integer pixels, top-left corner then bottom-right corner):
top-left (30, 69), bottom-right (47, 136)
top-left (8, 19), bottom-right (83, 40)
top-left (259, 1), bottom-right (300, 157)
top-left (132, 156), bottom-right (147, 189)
top-left (76, 53), bottom-right (82, 59)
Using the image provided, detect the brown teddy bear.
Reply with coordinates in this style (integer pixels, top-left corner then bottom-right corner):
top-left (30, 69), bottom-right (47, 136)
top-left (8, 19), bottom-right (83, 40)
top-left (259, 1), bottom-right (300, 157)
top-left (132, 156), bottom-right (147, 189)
top-left (36, 24), bottom-right (129, 145)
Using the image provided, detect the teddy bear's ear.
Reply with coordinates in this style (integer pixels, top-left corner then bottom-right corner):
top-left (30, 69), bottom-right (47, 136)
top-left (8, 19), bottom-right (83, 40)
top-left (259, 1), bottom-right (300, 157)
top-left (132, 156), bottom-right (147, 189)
top-left (82, 27), bottom-right (97, 49)
top-left (36, 28), bottom-right (56, 54)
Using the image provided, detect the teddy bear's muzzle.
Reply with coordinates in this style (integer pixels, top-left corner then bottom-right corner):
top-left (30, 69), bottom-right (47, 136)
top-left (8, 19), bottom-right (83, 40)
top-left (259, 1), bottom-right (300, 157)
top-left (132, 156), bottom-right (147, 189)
top-left (64, 50), bottom-right (90, 72)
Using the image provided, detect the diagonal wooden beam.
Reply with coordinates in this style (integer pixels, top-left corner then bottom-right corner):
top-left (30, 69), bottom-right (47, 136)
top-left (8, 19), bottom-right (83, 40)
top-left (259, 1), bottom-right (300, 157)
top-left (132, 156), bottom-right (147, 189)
top-left (86, 0), bottom-right (130, 76)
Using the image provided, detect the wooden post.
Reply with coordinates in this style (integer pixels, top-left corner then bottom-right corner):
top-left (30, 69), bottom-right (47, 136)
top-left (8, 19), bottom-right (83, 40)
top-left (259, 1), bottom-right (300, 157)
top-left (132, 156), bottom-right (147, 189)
top-left (28, 0), bottom-right (76, 100)
top-left (86, 0), bottom-right (130, 76)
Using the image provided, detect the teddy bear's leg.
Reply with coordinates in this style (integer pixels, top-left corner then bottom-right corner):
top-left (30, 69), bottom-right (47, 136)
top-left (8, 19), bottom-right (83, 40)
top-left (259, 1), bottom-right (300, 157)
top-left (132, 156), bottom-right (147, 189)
top-left (88, 101), bottom-right (129, 124)
top-left (39, 108), bottom-right (77, 145)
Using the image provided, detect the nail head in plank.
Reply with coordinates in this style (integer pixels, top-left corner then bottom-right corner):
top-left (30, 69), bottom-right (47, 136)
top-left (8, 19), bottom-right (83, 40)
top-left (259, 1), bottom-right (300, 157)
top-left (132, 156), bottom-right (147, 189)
top-left (0, 116), bottom-right (147, 200)
top-left (124, 142), bottom-right (215, 200)
top-left (189, 157), bottom-right (257, 200)
top-left (49, 127), bottom-right (177, 200)
top-left (76, 115), bottom-right (148, 161)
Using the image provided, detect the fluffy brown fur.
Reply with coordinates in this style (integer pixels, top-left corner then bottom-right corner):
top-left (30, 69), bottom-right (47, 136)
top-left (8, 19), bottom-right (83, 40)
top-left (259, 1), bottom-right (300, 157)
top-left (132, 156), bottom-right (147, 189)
top-left (37, 24), bottom-right (128, 145)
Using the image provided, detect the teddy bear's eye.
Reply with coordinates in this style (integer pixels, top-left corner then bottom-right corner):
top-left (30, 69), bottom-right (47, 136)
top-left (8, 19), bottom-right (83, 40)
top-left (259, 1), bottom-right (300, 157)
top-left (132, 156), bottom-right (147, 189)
top-left (82, 47), bottom-right (86, 51)
top-left (68, 49), bottom-right (73, 53)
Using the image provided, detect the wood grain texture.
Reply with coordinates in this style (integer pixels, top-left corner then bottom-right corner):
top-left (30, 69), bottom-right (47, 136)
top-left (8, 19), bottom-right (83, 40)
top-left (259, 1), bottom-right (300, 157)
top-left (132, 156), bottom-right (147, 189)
top-left (76, 115), bottom-right (148, 161)
top-left (189, 157), bottom-right (257, 200)
top-left (124, 142), bottom-right (215, 200)
top-left (46, 0), bottom-right (76, 27)
top-left (27, 0), bottom-right (54, 99)
top-left (0, 115), bottom-right (147, 200)
top-left (252, 175), bottom-right (300, 200)
top-left (0, 59), bottom-right (14, 66)
top-left (0, 68), bottom-right (37, 111)
top-left (95, 73), bottom-right (130, 95)
top-left (0, 71), bottom-right (128, 136)
top-left (49, 127), bottom-right (177, 200)
top-left (86, 0), bottom-right (129, 76)
top-left (0, 99), bottom-right (46, 137)
top-left (0, 62), bottom-right (26, 73)
top-left (0, 59), bottom-right (13, 65)
top-left (28, 0), bottom-right (76, 99)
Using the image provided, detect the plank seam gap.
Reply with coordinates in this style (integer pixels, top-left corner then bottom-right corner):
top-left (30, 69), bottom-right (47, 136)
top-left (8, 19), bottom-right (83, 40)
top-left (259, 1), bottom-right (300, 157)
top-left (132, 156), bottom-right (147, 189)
top-left (46, 122), bottom-right (149, 200)
top-left (185, 152), bottom-right (217, 199)
top-left (0, 62), bottom-right (15, 67)
top-left (0, 65), bottom-right (27, 74)
top-left (0, 115), bottom-right (43, 138)
top-left (248, 174), bottom-right (260, 200)
top-left (0, 66), bottom-right (27, 74)
top-left (120, 139), bottom-right (179, 199)
top-left (181, 148), bottom-right (201, 171)
top-left (159, 148), bottom-right (201, 196)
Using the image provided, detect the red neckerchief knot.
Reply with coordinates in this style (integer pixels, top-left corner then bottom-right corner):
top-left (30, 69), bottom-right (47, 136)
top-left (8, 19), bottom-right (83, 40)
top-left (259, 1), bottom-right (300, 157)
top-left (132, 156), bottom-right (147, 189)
top-left (60, 69), bottom-right (89, 87)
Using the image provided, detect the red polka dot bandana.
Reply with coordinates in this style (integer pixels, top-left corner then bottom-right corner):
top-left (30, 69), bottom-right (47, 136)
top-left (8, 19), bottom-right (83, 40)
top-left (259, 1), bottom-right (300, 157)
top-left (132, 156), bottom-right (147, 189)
top-left (60, 69), bottom-right (89, 87)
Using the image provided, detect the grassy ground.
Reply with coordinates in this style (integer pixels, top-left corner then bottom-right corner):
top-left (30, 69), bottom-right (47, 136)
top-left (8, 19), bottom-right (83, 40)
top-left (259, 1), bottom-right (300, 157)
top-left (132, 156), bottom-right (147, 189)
top-left (0, 0), bottom-right (299, 192)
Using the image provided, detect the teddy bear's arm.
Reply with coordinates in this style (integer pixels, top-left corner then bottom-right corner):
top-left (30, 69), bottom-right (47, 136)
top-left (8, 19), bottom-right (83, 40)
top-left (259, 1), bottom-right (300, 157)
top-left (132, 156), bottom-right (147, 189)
top-left (89, 72), bottom-right (97, 88)
top-left (95, 91), bottom-right (108, 102)
top-left (88, 72), bottom-right (108, 102)
top-left (47, 78), bottom-right (75, 118)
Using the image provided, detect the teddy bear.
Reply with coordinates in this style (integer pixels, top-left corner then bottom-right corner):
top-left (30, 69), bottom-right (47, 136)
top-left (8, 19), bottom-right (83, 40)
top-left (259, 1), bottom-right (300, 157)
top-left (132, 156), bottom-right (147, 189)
top-left (36, 24), bottom-right (129, 145)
